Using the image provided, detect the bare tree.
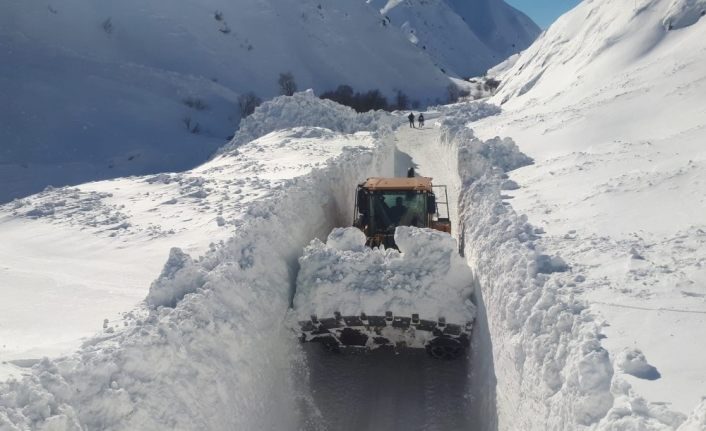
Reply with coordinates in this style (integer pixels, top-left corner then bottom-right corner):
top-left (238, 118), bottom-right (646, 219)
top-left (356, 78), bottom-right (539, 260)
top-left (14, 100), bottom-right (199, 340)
top-left (446, 83), bottom-right (469, 103)
top-left (278, 72), bottom-right (297, 96)
top-left (101, 18), bottom-right (113, 34)
top-left (395, 90), bottom-right (409, 110)
top-left (238, 92), bottom-right (262, 118)
top-left (447, 83), bottom-right (460, 103)
top-left (182, 117), bottom-right (201, 134)
top-left (183, 97), bottom-right (208, 111)
top-left (484, 78), bottom-right (501, 93)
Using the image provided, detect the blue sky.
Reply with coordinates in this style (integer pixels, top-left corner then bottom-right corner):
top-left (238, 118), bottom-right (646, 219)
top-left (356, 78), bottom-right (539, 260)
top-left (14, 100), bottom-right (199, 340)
top-left (505, 0), bottom-right (582, 28)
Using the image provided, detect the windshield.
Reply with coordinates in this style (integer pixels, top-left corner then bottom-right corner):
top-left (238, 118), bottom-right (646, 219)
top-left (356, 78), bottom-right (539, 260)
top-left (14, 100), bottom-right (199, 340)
top-left (368, 191), bottom-right (427, 233)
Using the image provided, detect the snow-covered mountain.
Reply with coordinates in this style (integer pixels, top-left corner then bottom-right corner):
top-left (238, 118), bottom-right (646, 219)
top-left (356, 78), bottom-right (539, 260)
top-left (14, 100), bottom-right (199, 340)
top-left (1, 0), bottom-right (456, 204)
top-left (367, 0), bottom-right (540, 77)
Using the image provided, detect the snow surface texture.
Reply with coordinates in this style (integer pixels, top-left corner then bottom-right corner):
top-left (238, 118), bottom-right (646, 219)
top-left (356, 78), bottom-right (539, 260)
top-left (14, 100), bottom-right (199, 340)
top-left (367, 0), bottom-right (540, 77)
top-left (432, 104), bottom-right (702, 430)
top-left (0, 94), bottom-right (396, 429)
top-left (0, 93), bottom-right (392, 382)
top-left (472, 0), bottom-right (706, 423)
top-left (293, 226), bottom-right (476, 323)
top-left (492, 0), bottom-right (706, 108)
top-left (616, 349), bottom-right (661, 381)
top-left (221, 90), bottom-right (391, 150)
top-left (3, 5), bottom-right (706, 422)
top-left (0, 0), bottom-right (449, 203)
top-left (3, 95), bottom-right (706, 429)
top-left (663, 0), bottom-right (706, 29)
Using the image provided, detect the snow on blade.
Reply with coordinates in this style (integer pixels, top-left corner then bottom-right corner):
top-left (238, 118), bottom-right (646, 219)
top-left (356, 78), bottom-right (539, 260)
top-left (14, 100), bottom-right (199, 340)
top-left (293, 226), bottom-right (476, 324)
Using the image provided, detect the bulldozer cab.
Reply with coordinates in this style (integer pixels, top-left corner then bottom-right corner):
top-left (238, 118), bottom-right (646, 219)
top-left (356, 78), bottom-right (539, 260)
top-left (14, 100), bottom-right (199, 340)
top-left (355, 177), bottom-right (450, 248)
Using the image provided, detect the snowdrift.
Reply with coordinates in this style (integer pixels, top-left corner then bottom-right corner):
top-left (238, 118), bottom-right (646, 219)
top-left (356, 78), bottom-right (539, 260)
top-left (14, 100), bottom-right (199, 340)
top-left (471, 0), bottom-right (706, 422)
top-left (437, 102), bottom-right (705, 429)
top-left (492, 0), bottom-right (706, 108)
top-left (293, 226), bottom-right (476, 324)
top-left (222, 90), bottom-right (391, 150)
top-left (0, 95), bottom-right (395, 429)
top-left (663, 0), bottom-right (706, 29)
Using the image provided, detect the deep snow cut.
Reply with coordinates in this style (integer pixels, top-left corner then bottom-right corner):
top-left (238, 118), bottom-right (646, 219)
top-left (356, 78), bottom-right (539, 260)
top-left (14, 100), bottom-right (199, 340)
top-left (0, 93), bottom-right (393, 382)
top-left (394, 97), bottom-right (705, 430)
top-left (2, 91), bottom-right (704, 429)
top-left (0, 94), bottom-right (397, 429)
top-left (3, 0), bottom-right (706, 424)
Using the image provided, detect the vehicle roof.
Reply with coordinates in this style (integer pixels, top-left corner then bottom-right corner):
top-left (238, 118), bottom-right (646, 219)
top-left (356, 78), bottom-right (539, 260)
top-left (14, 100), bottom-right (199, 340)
top-left (362, 177), bottom-right (433, 192)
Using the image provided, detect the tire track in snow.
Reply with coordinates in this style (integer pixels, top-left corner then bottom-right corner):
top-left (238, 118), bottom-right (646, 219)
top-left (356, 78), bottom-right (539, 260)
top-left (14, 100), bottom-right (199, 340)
top-left (593, 301), bottom-right (706, 315)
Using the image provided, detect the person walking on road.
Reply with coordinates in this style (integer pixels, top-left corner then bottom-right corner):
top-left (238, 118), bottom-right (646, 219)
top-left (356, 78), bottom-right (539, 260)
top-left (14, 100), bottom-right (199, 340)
top-left (418, 113), bottom-right (425, 128)
top-left (408, 112), bottom-right (415, 128)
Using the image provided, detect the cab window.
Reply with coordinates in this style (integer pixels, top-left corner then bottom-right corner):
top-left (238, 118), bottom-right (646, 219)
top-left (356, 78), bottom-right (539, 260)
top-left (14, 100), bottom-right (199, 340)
top-left (369, 191), bottom-right (427, 232)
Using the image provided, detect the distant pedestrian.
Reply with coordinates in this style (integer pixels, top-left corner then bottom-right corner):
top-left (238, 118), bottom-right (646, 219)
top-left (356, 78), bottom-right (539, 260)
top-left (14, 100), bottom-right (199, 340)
top-left (418, 113), bottom-right (425, 128)
top-left (408, 112), bottom-right (415, 128)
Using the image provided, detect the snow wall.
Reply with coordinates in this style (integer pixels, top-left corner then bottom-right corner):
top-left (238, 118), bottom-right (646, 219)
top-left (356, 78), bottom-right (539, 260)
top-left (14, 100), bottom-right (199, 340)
top-left (438, 104), bottom-right (703, 430)
top-left (0, 94), bottom-right (395, 430)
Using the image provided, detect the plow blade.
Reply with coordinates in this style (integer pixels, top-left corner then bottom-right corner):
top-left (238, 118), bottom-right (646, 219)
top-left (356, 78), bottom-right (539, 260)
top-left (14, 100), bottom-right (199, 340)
top-left (299, 312), bottom-right (473, 360)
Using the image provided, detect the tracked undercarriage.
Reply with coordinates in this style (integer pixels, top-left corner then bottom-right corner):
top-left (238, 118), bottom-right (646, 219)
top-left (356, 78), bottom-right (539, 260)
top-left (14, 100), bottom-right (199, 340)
top-left (300, 312), bottom-right (473, 360)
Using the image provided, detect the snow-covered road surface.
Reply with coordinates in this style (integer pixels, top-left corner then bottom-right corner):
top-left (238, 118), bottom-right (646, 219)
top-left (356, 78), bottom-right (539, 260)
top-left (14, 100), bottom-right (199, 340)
top-left (304, 346), bottom-right (476, 430)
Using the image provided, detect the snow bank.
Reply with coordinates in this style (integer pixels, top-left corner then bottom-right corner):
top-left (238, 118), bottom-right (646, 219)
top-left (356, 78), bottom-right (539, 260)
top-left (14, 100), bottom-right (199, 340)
top-left (147, 248), bottom-right (207, 308)
top-left (292, 226), bottom-right (476, 323)
top-left (434, 105), bottom-right (694, 429)
top-left (438, 105), bottom-right (530, 182)
top-left (429, 100), bottom-right (501, 122)
top-left (616, 349), bottom-right (661, 381)
top-left (221, 90), bottom-right (393, 150)
top-left (0, 95), bottom-right (395, 430)
top-left (472, 0), bottom-right (706, 419)
top-left (678, 401), bottom-right (706, 430)
top-left (0, 95), bottom-right (395, 378)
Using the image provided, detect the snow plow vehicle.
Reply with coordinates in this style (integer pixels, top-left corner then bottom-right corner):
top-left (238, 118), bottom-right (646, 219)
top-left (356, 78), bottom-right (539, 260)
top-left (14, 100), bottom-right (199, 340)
top-left (352, 174), bottom-right (451, 249)
top-left (293, 173), bottom-right (476, 360)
